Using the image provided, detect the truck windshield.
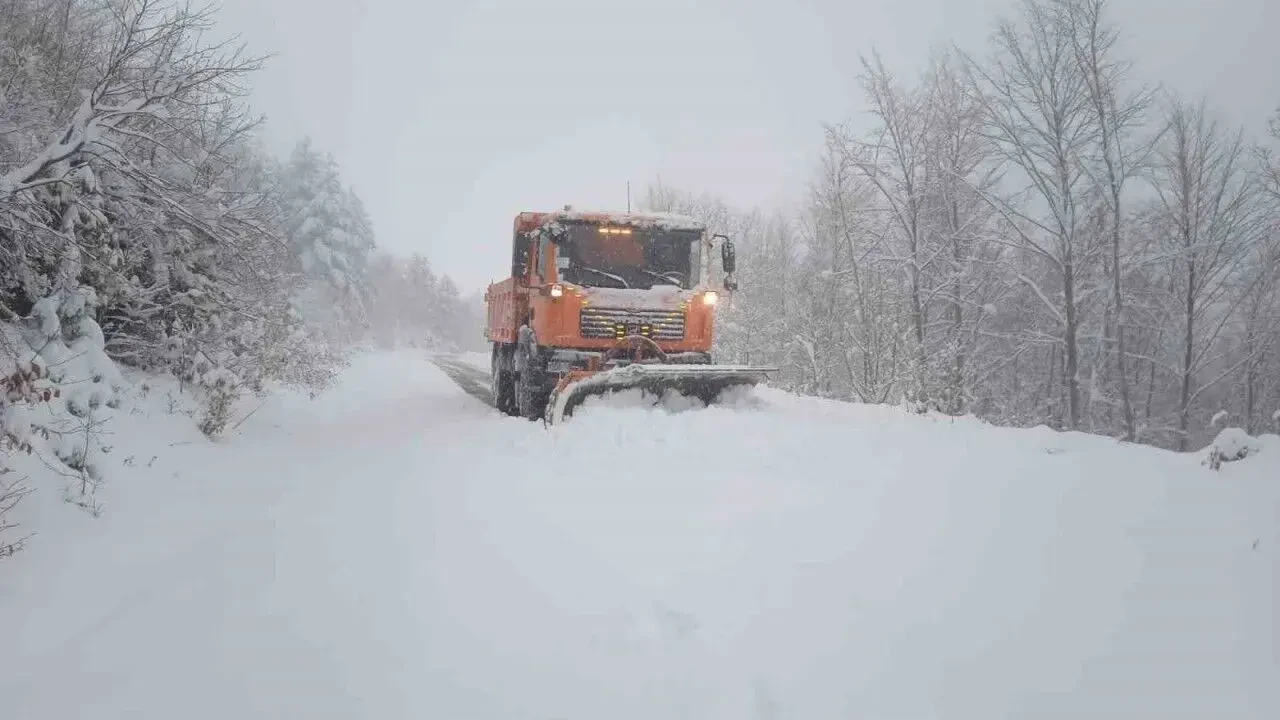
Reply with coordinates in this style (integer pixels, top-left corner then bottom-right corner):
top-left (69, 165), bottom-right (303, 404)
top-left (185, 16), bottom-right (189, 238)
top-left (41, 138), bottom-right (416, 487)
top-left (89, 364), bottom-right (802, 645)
top-left (556, 224), bottom-right (701, 290)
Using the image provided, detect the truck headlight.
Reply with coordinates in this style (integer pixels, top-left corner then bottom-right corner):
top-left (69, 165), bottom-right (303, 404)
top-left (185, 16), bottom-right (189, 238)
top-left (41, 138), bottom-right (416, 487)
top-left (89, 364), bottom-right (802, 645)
top-left (701, 290), bottom-right (718, 306)
top-left (550, 283), bottom-right (564, 298)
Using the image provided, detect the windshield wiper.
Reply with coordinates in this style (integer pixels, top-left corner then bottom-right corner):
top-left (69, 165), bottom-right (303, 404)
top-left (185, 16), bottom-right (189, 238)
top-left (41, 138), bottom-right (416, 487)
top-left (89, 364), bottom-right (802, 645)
top-left (636, 268), bottom-right (681, 287)
top-left (576, 266), bottom-right (629, 289)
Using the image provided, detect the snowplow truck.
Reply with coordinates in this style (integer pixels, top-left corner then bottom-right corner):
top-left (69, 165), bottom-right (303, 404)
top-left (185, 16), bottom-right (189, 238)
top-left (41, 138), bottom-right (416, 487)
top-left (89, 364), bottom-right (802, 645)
top-left (485, 208), bottom-right (775, 424)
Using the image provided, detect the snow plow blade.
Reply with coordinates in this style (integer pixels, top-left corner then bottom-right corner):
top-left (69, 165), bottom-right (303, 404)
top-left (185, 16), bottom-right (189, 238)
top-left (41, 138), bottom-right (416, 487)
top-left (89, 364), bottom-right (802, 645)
top-left (546, 364), bottom-right (777, 425)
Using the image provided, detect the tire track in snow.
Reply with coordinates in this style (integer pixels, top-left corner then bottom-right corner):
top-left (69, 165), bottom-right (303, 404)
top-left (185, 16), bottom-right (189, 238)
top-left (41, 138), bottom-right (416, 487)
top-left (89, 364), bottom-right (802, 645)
top-left (430, 354), bottom-right (495, 409)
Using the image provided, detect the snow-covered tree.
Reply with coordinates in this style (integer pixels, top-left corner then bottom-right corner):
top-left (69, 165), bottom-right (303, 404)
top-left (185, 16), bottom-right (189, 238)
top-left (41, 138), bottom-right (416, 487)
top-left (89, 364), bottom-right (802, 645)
top-left (363, 251), bottom-right (469, 351)
top-left (0, 0), bottom-right (461, 525)
top-left (1143, 98), bottom-right (1267, 448)
top-left (1066, 0), bottom-right (1158, 441)
top-left (279, 138), bottom-right (376, 345)
top-left (958, 0), bottom-right (1110, 431)
top-left (639, 0), bottom-right (1280, 453)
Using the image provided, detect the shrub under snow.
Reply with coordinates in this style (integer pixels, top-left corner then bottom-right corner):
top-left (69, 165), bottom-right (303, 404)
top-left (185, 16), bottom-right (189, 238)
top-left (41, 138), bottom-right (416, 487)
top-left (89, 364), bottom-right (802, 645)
top-left (1203, 427), bottom-right (1265, 470)
top-left (3, 289), bottom-right (123, 514)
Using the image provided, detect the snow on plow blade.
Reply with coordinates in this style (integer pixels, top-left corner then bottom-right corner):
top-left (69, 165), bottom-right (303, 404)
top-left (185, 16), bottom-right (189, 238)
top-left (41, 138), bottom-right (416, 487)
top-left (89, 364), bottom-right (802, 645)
top-left (546, 364), bottom-right (777, 425)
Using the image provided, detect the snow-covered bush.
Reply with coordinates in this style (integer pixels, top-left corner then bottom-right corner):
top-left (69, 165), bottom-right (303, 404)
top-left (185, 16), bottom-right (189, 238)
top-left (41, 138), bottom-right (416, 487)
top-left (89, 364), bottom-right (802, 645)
top-left (1203, 428), bottom-right (1263, 471)
top-left (1, 356), bottom-right (55, 456)
top-left (195, 367), bottom-right (238, 439)
top-left (1, 354), bottom-right (57, 558)
top-left (4, 290), bottom-right (124, 513)
top-left (0, 473), bottom-right (31, 559)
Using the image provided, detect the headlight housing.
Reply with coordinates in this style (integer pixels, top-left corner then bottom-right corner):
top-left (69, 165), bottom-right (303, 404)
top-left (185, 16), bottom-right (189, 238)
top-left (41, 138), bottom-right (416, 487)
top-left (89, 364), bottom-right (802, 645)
top-left (701, 290), bottom-right (718, 306)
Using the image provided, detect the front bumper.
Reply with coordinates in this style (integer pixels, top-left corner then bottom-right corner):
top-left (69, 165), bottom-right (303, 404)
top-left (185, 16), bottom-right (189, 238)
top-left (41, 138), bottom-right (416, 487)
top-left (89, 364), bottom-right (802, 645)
top-left (543, 348), bottom-right (712, 375)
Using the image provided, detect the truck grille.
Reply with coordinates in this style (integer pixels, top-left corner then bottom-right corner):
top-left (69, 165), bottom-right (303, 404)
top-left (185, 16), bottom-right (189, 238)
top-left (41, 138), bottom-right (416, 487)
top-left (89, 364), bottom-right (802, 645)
top-left (580, 307), bottom-right (685, 341)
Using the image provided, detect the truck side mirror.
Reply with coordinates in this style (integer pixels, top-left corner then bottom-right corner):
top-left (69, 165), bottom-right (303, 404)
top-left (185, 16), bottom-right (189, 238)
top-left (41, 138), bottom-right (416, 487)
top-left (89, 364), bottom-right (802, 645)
top-left (720, 238), bottom-right (736, 275)
top-left (711, 234), bottom-right (738, 291)
top-left (716, 233), bottom-right (737, 274)
top-left (513, 234), bottom-right (531, 278)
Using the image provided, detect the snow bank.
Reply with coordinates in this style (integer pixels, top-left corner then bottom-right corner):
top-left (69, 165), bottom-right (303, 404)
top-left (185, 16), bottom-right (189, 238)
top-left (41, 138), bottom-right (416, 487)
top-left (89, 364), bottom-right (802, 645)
top-left (459, 390), bottom-right (1277, 718)
top-left (573, 383), bottom-right (768, 415)
top-left (1, 349), bottom-right (1275, 719)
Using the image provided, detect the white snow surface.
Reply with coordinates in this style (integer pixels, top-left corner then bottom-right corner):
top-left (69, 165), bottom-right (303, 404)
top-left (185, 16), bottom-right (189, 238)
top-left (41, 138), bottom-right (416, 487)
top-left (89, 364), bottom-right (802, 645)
top-left (1, 349), bottom-right (1277, 719)
top-left (546, 209), bottom-right (705, 232)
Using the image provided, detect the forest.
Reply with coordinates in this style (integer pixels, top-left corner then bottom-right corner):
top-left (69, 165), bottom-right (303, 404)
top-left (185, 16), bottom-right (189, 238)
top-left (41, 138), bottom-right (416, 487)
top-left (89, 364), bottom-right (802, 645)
top-left (644, 0), bottom-right (1280, 452)
top-left (1, 0), bottom-right (472, 544)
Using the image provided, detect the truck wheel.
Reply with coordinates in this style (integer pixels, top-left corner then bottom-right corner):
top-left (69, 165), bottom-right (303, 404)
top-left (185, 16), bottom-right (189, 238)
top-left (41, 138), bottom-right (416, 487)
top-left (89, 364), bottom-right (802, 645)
top-left (516, 372), bottom-right (539, 420)
top-left (514, 331), bottom-right (546, 421)
top-left (491, 344), bottom-right (516, 415)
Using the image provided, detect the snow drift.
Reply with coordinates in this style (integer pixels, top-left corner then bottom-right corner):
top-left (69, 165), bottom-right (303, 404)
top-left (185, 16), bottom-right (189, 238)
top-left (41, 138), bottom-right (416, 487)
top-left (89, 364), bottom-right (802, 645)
top-left (1, 349), bottom-right (1275, 719)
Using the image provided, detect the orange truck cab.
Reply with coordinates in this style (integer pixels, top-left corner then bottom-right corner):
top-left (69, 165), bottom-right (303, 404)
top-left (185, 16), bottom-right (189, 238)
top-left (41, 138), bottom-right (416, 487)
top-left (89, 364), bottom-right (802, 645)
top-left (484, 208), bottom-right (740, 420)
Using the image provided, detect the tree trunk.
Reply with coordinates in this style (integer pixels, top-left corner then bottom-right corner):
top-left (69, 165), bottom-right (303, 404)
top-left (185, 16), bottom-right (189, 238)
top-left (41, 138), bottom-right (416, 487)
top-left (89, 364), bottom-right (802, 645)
top-left (1245, 351), bottom-right (1257, 434)
top-left (910, 246), bottom-right (926, 407)
top-left (1063, 262), bottom-right (1081, 429)
top-left (905, 192), bottom-right (927, 410)
top-left (1046, 343), bottom-right (1060, 427)
top-left (949, 198), bottom-right (965, 415)
top-left (1109, 186), bottom-right (1135, 440)
top-left (1178, 261), bottom-right (1196, 451)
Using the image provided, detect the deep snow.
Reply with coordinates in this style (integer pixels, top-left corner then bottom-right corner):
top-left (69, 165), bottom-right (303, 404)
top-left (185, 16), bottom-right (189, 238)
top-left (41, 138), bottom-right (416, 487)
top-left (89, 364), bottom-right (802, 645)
top-left (1, 349), bottom-right (1276, 719)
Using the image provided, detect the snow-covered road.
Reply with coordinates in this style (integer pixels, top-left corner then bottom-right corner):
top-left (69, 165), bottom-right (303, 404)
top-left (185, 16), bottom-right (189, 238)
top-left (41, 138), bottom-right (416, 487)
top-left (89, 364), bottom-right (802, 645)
top-left (2, 349), bottom-right (1276, 719)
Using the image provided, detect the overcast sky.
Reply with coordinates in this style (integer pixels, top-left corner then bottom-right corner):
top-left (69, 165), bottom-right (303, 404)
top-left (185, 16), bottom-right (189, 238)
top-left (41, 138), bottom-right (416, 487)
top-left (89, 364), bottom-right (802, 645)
top-left (214, 0), bottom-right (1279, 294)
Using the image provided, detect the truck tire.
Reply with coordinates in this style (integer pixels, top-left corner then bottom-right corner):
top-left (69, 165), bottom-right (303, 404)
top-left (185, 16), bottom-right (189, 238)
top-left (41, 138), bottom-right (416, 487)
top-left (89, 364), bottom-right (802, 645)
top-left (515, 326), bottom-right (547, 421)
top-left (491, 344), bottom-right (516, 415)
top-left (516, 372), bottom-right (540, 420)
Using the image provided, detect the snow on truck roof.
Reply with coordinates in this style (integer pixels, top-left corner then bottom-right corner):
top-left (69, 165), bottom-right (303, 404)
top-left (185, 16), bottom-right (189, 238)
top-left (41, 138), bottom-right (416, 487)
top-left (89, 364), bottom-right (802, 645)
top-left (515, 209), bottom-right (705, 234)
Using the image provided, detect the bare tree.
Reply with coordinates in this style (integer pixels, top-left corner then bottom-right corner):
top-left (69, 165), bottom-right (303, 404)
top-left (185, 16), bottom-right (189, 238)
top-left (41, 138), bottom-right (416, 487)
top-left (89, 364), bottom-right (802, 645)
top-left (635, 0), bottom-right (1278, 455)
top-left (1147, 98), bottom-right (1266, 449)
top-left (960, 0), bottom-right (1107, 429)
top-left (840, 52), bottom-right (933, 408)
top-left (920, 50), bottom-right (1002, 415)
top-left (808, 132), bottom-right (906, 403)
top-left (1064, 0), bottom-right (1158, 441)
top-left (1236, 231), bottom-right (1280, 434)
top-left (1263, 108), bottom-right (1280, 202)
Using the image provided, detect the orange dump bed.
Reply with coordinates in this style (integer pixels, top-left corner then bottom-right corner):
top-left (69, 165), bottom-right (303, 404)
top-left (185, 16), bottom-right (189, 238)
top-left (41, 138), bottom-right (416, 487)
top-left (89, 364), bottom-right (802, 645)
top-left (483, 277), bottom-right (524, 345)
